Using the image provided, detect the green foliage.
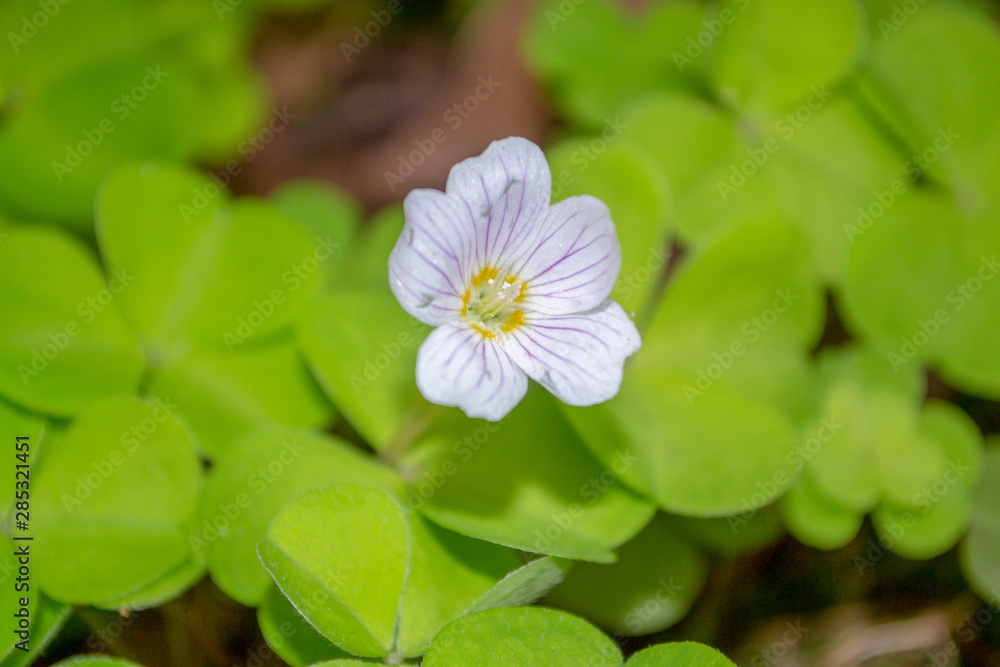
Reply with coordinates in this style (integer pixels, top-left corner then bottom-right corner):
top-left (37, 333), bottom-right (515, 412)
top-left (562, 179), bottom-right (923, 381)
top-left (626, 642), bottom-right (736, 666)
top-left (0, 0), bottom-right (264, 228)
top-left (421, 607), bottom-right (622, 667)
top-left (642, 218), bottom-right (823, 408)
top-left (31, 395), bottom-right (201, 605)
top-left (200, 426), bottom-right (403, 606)
top-left (270, 181), bottom-right (360, 292)
top-left (1, 0), bottom-right (998, 662)
top-left (50, 658), bottom-right (143, 667)
top-left (258, 585), bottom-right (356, 666)
top-left (962, 439), bottom-right (1000, 602)
top-left (92, 162), bottom-right (337, 455)
top-left (710, 0), bottom-right (868, 114)
top-left (0, 229), bottom-right (145, 416)
top-left (524, 0), bottom-right (706, 128)
top-left (667, 509), bottom-right (785, 558)
top-left (419, 607), bottom-right (735, 667)
top-left (297, 291), bottom-right (429, 450)
top-left (259, 484), bottom-right (520, 659)
top-left (466, 556), bottom-right (573, 614)
top-left (0, 399), bottom-right (43, 516)
top-left (543, 515), bottom-right (707, 635)
top-left (328, 205), bottom-right (405, 292)
top-left (529, 0), bottom-right (998, 576)
top-left (144, 339), bottom-right (333, 457)
top-left (97, 163), bottom-right (322, 354)
top-left (545, 137), bottom-right (672, 314)
top-left (857, 1), bottom-right (1000, 192)
top-left (266, 557), bottom-right (572, 665)
top-left (843, 191), bottom-right (965, 364)
top-left (0, 594), bottom-right (70, 667)
top-left (564, 218), bottom-right (822, 516)
top-left (782, 347), bottom-right (983, 556)
top-left (403, 392), bottom-right (654, 561)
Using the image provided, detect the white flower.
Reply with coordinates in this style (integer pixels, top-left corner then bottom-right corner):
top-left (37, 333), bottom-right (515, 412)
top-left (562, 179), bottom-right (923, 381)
top-left (388, 136), bottom-right (641, 421)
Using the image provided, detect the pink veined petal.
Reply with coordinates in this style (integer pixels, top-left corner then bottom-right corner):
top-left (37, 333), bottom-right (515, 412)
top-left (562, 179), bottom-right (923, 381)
top-left (512, 195), bottom-right (622, 316)
top-left (389, 189), bottom-right (477, 325)
top-left (506, 300), bottom-right (641, 407)
top-left (446, 137), bottom-right (552, 269)
top-left (416, 324), bottom-right (529, 421)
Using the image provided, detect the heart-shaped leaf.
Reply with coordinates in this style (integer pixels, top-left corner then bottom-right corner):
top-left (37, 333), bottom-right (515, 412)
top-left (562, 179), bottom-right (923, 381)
top-left (200, 426), bottom-right (403, 606)
top-left (145, 338), bottom-right (334, 458)
top-left (257, 586), bottom-right (356, 667)
top-left (525, 0), bottom-right (706, 128)
top-left (51, 658), bottom-right (144, 667)
top-left (625, 642), bottom-right (736, 666)
top-left (543, 515), bottom-right (708, 636)
top-left (545, 137), bottom-right (672, 314)
top-left (408, 392), bottom-right (654, 562)
top-left (97, 162), bottom-right (322, 354)
top-left (421, 607), bottom-right (622, 667)
top-left (565, 369), bottom-right (799, 517)
top-left (258, 484), bottom-right (519, 659)
top-left (31, 395), bottom-right (200, 604)
top-left (297, 290), bottom-right (429, 451)
top-left (857, 2), bottom-right (1000, 192)
top-left (0, 229), bottom-right (144, 416)
top-left (711, 0), bottom-right (868, 114)
top-left (0, 56), bottom-right (197, 226)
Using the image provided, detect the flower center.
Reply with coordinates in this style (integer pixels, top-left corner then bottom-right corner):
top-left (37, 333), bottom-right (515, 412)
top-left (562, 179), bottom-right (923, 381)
top-left (462, 265), bottom-right (527, 338)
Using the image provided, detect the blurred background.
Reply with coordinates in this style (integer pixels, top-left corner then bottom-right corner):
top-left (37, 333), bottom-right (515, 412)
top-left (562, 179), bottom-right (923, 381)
top-left (3, 0), bottom-right (1000, 665)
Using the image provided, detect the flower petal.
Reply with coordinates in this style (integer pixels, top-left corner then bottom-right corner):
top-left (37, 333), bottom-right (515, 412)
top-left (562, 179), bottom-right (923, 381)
top-left (446, 137), bottom-right (552, 268)
top-left (513, 195), bottom-right (622, 315)
top-left (389, 189), bottom-right (476, 325)
top-left (416, 324), bottom-right (528, 421)
top-left (506, 300), bottom-right (640, 407)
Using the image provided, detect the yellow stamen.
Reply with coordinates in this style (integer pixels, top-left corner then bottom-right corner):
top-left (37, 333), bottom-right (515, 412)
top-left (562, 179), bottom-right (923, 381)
top-left (471, 324), bottom-right (496, 339)
top-left (501, 310), bottom-right (525, 333)
top-left (465, 264), bottom-right (527, 336)
top-left (472, 266), bottom-right (498, 286)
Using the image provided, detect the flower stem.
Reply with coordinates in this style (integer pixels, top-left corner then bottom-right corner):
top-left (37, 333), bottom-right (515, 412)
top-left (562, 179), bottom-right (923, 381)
top-left (380, 397), bottom-right (444, 466)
